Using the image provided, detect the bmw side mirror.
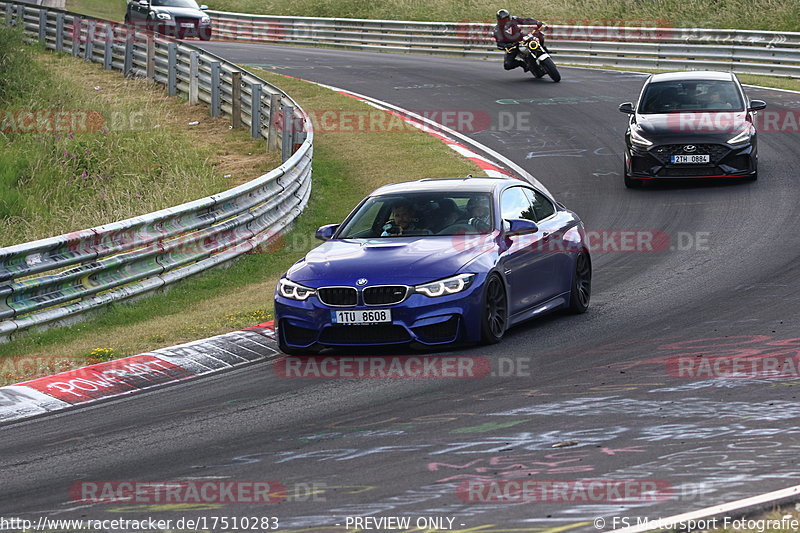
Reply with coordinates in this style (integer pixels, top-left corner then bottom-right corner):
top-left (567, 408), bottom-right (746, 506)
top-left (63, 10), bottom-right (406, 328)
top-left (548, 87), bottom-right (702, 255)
top-left (138, 0), bottom-right (149, 6)
top-left (200, 4), bottom-right (209, 9)
top-left (315, 224), bottom-right (339, 241)
top-left (618, 102), bottom-right (635, 114)
top-left (505, 218), bottom-right (538, 236)
top-left (748, 100), bottom-right (767, 111)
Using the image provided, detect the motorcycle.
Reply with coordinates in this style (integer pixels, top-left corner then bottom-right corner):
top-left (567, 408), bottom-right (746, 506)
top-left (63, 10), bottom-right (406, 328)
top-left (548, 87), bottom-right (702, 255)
top-left (503, 30), bottom-right (561, 82)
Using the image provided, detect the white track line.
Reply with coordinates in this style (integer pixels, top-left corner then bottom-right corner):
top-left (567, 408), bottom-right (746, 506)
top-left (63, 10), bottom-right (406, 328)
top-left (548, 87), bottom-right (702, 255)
top-left (563, 64), bottom-right (800, 95)
top-left (611, 484), bottom-right (800, 532)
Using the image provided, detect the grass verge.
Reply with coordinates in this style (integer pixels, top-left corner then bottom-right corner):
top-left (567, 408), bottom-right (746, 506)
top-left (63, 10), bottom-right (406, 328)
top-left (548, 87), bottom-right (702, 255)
top-left (204, 0), bottom-right (800, 31)
top-left (567, 64), bottom-right (800, 93)
top-left (64, 0), bottom-right (127, 21)
top-left (738, 75), bottom-right (800, 93)
top-left (0, 66), bottom-right (484, 384)
top-left (0, 27), bottom-right (277, 246)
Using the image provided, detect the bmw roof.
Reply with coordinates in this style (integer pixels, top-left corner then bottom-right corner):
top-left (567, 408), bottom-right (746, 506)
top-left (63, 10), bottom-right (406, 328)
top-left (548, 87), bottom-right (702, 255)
top-left (370, 176), bottom-right (522, 196)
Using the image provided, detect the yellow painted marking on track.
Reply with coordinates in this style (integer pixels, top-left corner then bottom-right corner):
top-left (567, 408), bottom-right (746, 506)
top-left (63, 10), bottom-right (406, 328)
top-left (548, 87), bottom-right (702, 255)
top-left (769, 380), bottom-right (800, 387)
top-left (275, 523), bottom-right (591, 533)
top-left (321, 484), bottom-right (377, 495)
top-left (106, 503), bottom-right (223, 512)
top-left (442, 524), bottom-right (591, 533)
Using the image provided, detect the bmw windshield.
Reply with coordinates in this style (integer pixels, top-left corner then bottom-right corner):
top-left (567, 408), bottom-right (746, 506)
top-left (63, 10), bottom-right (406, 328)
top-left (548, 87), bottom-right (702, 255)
top-left (336, 193), bottom-right (494, 238)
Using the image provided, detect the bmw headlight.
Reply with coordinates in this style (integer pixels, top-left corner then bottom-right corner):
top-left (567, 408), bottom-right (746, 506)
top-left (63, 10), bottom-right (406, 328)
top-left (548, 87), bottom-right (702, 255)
top-left (155, 12), bottom-right (171, 20)
top-left (278, 278), bottom-right (316, 301)
top-left (727, 126), bottom-right (754, 145)
top-left (414, 274), bottom-right (475, 298)
top-left (200, 15), bottom-right (211, 23)
top-left (629, 126), bottom-right (653, 148)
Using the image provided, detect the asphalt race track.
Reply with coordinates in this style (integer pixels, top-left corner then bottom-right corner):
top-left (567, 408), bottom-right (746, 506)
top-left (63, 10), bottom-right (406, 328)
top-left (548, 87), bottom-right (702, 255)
top-left (2, 43), bottom-right (800, 532)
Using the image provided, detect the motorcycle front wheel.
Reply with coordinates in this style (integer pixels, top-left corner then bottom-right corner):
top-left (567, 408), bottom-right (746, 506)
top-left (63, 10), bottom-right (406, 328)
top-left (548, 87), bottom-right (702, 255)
top-left (528, 58), bottom-right (545, 78)
top-left (541, 57), bottom-right (561, 82)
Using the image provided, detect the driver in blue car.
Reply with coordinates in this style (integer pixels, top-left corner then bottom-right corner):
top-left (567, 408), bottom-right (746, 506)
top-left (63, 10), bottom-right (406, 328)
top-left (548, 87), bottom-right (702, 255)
top-left (492, 8), bottom-right (546, 71)
top-left (382, 201), bottom-right (430, 236)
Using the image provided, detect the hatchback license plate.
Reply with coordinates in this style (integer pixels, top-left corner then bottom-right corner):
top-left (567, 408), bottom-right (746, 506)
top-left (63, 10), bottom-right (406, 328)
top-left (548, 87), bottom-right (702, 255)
top-left (332, 309), bottom-right (391, 325)
top-left (671, 154), bottom-right (710, 164)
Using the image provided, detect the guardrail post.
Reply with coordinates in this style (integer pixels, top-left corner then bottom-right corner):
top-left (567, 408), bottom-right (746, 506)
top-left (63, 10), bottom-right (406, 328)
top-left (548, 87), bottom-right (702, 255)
top-left (281, 105), bottom-right (294, 162)
top-left (189, 51), bottom-right (199, 104)
top-left (55, 12), bottom-right (63, 51)
top-left (71, 17), bottom-right (81, 57)
top-left (103, 23), bottom-right (113, 69)
top-left (267, 93), bottom-right (279, 150)
top-left (4, 4), bottom-right (12, 26)
top-left (294, 130), bottom-right (307, 154)
top-left (15, 4), bottom-right (22, 26)
top-left (146, 34), bottom-right (155, 80)
top-left (210, 61), bottom-right (221, 117)
top-left (250, 82), bottom-right (262, 139)
top-left (231, 71), bottom-right (242, 128)
top-left (123, 36), bottom-right (133, 76)
top-left (167, 42), bottom-right (177, 96)
top-left (37, 9), bottom-right (46, 42)
top-left (84, 20), bottom-right (95, 61)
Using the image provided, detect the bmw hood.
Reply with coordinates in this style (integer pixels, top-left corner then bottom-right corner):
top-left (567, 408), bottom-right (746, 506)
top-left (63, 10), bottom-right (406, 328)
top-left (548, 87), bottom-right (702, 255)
top-left (286, 236), bottom-right (496, 285)
top-left (635, 111), bottom-right (750, 142)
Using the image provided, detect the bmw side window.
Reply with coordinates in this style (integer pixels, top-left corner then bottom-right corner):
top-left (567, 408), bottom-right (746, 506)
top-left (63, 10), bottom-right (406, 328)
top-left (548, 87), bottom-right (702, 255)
top-left (501, 187), bottom-right (536, 222)
top-left (527, 189), bottom-right (555, 221)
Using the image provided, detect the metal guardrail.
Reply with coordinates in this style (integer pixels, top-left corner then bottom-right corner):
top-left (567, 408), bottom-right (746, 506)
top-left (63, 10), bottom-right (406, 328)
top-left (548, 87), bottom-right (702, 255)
top-left (208, 11), bottom-right (800, 78)
top-left (0, 2), bottom-right (313, 341)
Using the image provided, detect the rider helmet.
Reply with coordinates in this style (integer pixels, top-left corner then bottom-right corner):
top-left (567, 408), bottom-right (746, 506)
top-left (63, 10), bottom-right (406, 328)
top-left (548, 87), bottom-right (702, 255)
top-left (496, 9), bottom-right (510, 19)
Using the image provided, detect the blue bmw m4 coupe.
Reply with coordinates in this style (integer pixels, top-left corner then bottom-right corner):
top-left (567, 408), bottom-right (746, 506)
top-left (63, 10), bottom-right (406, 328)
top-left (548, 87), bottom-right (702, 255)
top-left (274, 176), bottom-right (591, 354)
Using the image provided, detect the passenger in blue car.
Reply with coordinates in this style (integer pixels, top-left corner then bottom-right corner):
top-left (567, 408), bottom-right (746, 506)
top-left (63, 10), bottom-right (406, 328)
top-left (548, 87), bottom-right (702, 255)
top-left (430, 198), bottom-right (461, 233)
top-left (381, 201), bottom-right (431, 236)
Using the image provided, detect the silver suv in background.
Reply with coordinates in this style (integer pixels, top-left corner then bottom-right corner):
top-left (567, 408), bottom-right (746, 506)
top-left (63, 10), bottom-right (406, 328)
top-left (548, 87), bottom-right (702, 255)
top-left (125, 0), bottom-right (213, 41)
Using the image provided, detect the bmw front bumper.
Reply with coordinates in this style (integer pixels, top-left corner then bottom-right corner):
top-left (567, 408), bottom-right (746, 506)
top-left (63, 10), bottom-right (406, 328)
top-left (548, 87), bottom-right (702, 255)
top-left (275, 279), bottom-right (487, 349)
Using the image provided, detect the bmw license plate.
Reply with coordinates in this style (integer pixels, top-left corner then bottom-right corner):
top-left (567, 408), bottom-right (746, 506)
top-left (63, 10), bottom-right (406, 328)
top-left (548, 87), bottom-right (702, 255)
top-left (181, 23), bottom-right (194, 28)
top-left (332, 309), bottom-right (391, 325)
top-left (671, 154), bottom-right (710, 164)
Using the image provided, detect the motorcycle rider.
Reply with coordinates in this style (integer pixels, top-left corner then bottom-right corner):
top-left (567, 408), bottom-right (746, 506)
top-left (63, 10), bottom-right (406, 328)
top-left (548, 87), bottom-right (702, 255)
top-left (493, 8), bottom-right (546, 71)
